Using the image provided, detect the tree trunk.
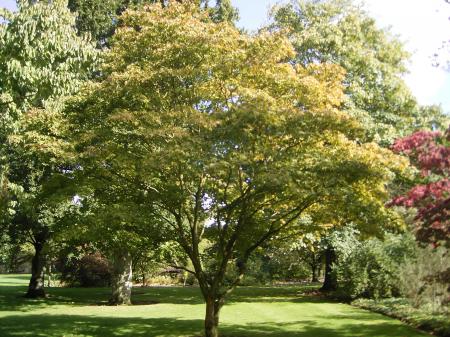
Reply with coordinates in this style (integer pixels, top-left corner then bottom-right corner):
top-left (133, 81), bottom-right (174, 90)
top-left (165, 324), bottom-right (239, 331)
top-left (204, 296), bottom-right (221, 337)
top-left (47, 263), bottom-right (52, 287)
top-left (142, 273), bottom-right (146, 287)
top-left (310, 252), bottom-right (319, 283)
top-left (317, 261), bottom-right (322, 280)
top-left (109, 250), bottom-right (133, 305)
top-left (321, 247), bottom-right (337, 291)
top-left (311, 263), bottom-right (319, 283)
top-left (25, 242), bottom-right (46, 298)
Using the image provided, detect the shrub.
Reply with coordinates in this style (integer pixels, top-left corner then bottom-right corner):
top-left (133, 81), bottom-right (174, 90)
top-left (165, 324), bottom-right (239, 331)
top-left (333, 233), bottom-right (416, 300)
top-left (60, 252), bottom-right (111, 287)
top-left (399, 245), bottom-right (449, 313)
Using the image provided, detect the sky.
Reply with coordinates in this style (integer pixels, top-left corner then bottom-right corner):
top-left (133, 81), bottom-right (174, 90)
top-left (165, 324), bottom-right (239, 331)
top-left (1, 0), bottom-right (449, 112)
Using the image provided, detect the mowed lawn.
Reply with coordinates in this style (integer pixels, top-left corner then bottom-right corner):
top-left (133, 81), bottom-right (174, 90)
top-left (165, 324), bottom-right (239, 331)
top-left (0, 274), bottom-right (427, 337)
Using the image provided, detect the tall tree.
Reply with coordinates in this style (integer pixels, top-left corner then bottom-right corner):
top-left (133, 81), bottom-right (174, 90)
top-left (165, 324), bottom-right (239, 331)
top-left (67, 3), bottom-right (407, 336)
top-left (0, 0), bottom-right (97, 298)
top-left (270, 0), bottom-right (439, 146)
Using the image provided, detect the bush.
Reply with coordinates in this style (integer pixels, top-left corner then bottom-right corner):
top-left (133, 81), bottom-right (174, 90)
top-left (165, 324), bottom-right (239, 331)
top-left (60, 252), bottom-right (111, 287)
top-left (399, 245), bottom-right (449, 313)
top-left (333, 233), bottom-right (416, 300)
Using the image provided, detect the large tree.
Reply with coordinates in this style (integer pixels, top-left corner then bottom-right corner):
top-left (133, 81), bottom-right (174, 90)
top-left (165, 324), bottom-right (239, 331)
top-left (0, 0), bottom-right (97, 298)
top-left (270, 0), bottom-right (447, 146)
top-left (67, 3), bottom-right (407, 336)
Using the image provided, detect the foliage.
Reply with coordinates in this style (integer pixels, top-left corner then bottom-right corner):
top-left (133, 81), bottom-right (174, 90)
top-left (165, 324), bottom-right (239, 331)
top-left (270, 0), bottom-right (447, 145)
top-left (68, 0), bottom-right (123, 46)
top-left (266, 228), bottom-right (325, 283)
top-left (354, 297), bottom-right (450, 337)
top-left (0, 237), bottom-right (33, 273)
top-left (66, 3), bottom-right (408, 335)
top-left (0, 0), bottom-right (97, 297)
top-left (390, 128), bottom-right (450, 246)
top-left (61, 251), bottom-right (112, 287)
top-left (398, 245), bottom-right (450, 313)
top-left (68, 0), bottom-right (238, 46)
top-left (333, 232), bottom-right (417, 300)
top-left (0, 0), bottom-right (97, 136)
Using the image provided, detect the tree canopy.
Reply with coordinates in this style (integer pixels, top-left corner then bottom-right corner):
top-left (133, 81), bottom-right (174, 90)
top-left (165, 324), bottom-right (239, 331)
top-left (68, 0), bottom-right (238, 46)
top-left (0, 0), bottom-right (97, 297)
top-left (66, 3), bottom-right (408, 336)
top-left (270, 0), bottom-right (439, 145)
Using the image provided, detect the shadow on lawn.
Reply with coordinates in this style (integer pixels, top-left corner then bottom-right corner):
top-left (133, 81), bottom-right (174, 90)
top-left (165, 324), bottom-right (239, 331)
top-left (0, 313), bottom-right (426, 337)
top-left (0, 284), bottom-right (321, 312)
top-left (0, 286), bottom-right (113, 312)
top-left (222, 318), bottom-right (427, 337)
top-left (0, 314), bottom-right (204, 337)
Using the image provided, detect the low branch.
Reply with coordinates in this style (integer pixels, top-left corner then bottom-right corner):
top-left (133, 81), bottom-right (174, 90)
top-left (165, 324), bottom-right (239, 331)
top-left (169, 264), bottom-right (196, 275)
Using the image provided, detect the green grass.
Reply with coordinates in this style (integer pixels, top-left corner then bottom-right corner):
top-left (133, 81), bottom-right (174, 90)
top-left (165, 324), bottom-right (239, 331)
top-left (0, 274), bottom-right (428, 337)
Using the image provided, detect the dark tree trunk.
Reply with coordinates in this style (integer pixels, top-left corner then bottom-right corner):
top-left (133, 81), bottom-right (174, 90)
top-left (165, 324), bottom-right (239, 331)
top-left (25, 242), bottom-right (46, 298)
top-left (47, 263), bottom-right (52, 287)
top-left (109, 250), bottom-right (133, 305)
top-left (310, 251), bottom-right (319, 283)
top-left (142, 273), bottom-right (146, 287)
top-left (204, 295), bottom-right (221, 337)
top-left (317, 261), bottom-right (322, 280)
top-left (311, 263), bottom-right (319, 283)
top-left (321, 247), bottom-right (337, 291)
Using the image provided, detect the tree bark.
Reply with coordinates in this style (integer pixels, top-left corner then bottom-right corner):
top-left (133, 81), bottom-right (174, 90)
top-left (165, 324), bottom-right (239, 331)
top-left (310, 251), bottom-right (319, 283)
top-left (47, 262), bottom-right (52, 287)
top-left (204, 295), bottom-right (221, 337)
top-left (321, 247), bottom-right (337, 291)
top-left (109, 250), bottom-right (133, 305)
top-left (25, 242), bottom-right (46, 298)
top-left (311, 263), bottom-right (319, 283)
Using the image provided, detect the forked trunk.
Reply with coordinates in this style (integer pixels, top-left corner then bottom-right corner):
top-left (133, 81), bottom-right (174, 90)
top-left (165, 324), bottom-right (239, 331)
top-left (109, 250), bottom-right (133, 305)
top-left (204, 296), bottom-right (221, 337)
top-left (25, 242), bottom-right (46, 298)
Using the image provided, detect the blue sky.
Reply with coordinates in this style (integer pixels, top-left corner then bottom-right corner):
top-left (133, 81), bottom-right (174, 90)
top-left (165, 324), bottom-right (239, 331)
top-left (2, 0), bottom-right (449, 113)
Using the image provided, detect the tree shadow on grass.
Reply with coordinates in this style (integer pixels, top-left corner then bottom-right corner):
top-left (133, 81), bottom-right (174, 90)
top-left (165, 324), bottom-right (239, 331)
top-left (0, 314), bottom-right (204, 337)
top-left (0, 286), bottom-right (206, 312)
top-left (221, 319), bottom-right (427, 337)
top-left (0, 313), bottom-right (427, 337)
top-left (0, 286), bottom-right (112, 312)
top-left (0, 285), bottom-right (322, 312)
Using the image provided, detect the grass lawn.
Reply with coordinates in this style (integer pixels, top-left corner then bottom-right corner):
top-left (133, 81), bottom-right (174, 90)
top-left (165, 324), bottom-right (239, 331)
top-left (0, 274), bottom-right (428, 337)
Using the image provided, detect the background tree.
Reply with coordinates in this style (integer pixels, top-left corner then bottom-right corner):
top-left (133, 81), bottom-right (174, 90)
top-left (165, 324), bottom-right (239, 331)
top-left (67, 3), bottom-right (408, 336)
top-left (270, 0), bottom-right (448, 146)
top-left (68, 0), bottom-right (238, 47)
top-left (271, 229), bottom-right (325, 283)
top-left (270, 0), bottom-right (450, 294)
top-left (0, 0), bottom-right (97, 298)
top-left (63, 194), bottom-right (166, 304)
